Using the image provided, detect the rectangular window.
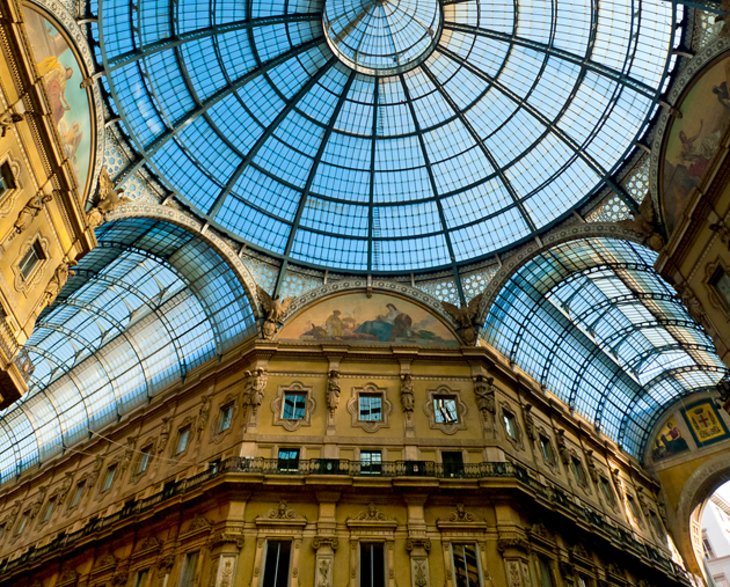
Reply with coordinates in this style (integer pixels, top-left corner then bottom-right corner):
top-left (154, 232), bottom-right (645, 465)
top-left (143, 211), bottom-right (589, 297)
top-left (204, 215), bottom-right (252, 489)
top-left (263, 540), bottom-right (291, 587)
top-left (360, 542), bottom-right (385, 587)
top-left (442, 451), bottom-right (464, 477)
top-left (503, 410), bottom-right (518, 440)
top-left (101, 464), bottom-right (117, 492)
top-left (15, 511), bottom-right (30, 535)
top-left (452, 543), bottom-right (481, 587)
top-left (538, 556), bottom-right (555, 587)
top-left (277, 448), bottom-right (300, 472)
top-left (599, 476), bottom-right (615, 505)
top-left (178, 550), bottom-right (199, 587)
top-left (18, 240), bottom-right (46, 280)
top-left (358, 393), bottom-right (383, 421)
top-left (41, 497), bottom-right (56, 522)
top-left (0, 162), bottom-right (15, 195)
top-left (217, 403), bottom-right (234, 432)
top-left (571, 457), bottom-right (587, 486)
top-left (434, 395), bottom-right (459, 424)
top-left (649, 510), bottom-right (664, 536)
top-left (134, 568), bottom-right (149, 587)
top-left (627, 495), bottom-right (643, 522)
top-left (577, 575), bottom-right (590, 587)
top-left (360, 450), bottom-right (382, 475)
top-left (282, 391), bottom-right (307, 420)
top-left (175, 426), bottom-right (191, 455)
top-left (136, 445), bottom-right (153, 474)
top-left (69, 481), bottom-right (85, 508)
top-left (711, 267), bottom-right (730, 308)
top-left (538, 434), bottom-right (555, 465)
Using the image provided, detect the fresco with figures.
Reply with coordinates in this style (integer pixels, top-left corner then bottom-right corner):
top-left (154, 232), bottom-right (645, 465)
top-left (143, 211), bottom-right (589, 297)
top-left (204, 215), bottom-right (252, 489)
top-left (651, 416), bottom-right (690, 461)
top-left (22, 6), bottom-right (93, 196)
top-left (279, 293), bottom-right (459, 346)
top-left (661, 52), bottom-right (730, 235)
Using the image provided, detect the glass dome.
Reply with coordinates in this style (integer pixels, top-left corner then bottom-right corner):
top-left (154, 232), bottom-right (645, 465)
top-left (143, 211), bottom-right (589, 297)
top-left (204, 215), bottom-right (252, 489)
top-left (95, 0), bottom-right (681, 272)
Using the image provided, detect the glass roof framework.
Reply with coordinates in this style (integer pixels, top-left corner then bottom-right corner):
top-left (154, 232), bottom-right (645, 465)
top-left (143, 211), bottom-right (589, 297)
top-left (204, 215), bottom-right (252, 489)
top-left (91, 0), bottom-right (682, 274)
top-left (0, 219), bottom-right (256, 483)
top-left (482, 238), bottom-right (727, 458)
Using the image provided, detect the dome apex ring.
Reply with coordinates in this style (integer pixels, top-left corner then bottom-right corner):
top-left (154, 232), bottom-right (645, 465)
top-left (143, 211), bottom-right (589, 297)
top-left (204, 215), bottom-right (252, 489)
top-left (323, 0), bottom-right (443, 76)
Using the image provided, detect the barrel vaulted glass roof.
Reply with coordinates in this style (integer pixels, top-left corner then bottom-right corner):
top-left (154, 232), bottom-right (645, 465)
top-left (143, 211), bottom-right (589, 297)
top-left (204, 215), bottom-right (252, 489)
top-left (92, 0), bottom-right (682, 273)
top-left (0, 219), bottom-right (256, 482)
top-left (482, 238), bottom-right (727, 458)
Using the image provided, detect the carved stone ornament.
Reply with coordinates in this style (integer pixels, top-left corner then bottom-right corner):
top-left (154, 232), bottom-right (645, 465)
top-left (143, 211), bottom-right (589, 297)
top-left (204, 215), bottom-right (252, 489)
top-left (449, 503), bottom-right (475, 522)
top-left (556, 429), bottom-right (569, 465)
top-left (523, 404), bottom-right (535, 441)
top-left (256, 285), bottom-right (294, 339)
top-left (413, 558), bottom-right (429, 587)
top-left (44, 259), bottom-right (77, 307)
top-left (528, 522), bottom-right (551, 541)
top-left (157, 416), bottom-right (171, 454)
top-left (474, 375), bottom-right (496, 418)
top-left (111, 571), bottom-right (128, 586)
top-left (615, 195), bottom-right (665, 251)
top-left (405, 537), bottom-right (432, 553)
top-left (441, 293), bottom-right (484, 345)
top-left (570, 542), bottom-right (591, 562)
top-left (0, 112), bottom-right (23, 138)
top-left (244, 368), bottom-right (268, 412)
top-left (312, 536), bottom-right (339, 551)
top-left (497, 537), bottom-right (529, 554)
top-left (327, 369), bottom-right (341, 414)
top-left (316, 557), bottom-right (333, 587)
top-left (157, 554), bottom-right (175, 573)
top-left (94, 553), bottom-right (117, 569)
top-left (58, 569), bottom-right (79, 586)
top-left (610, 468), bottom-right (624, 499)
top-left (355, 503), bottom-right (388, 521)
top-left (400, 373), bottom-right (415, 413)
top-left (209, 529), bottom-right (245, 550)
top-left (606, 562), bottom-right (623, 577)
top-left (197, 393), bottom-right (211, 438)
top-left (184, 515), bottom-right (213, 535)
top-left (13, 191), bottom-right (52, 235)
top-left (270, 500), bottom-right (298, 520)
top-left (87, 167), bottom-right (131, 228)
top-left (585, 450), bottom-right (599, 484)
top-left (135, 536), bottom-right (162, 553)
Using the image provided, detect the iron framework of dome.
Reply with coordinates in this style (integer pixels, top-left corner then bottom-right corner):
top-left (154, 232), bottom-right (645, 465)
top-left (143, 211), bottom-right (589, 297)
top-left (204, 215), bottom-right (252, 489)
top-left (92, 0), bottom-right (683, 274)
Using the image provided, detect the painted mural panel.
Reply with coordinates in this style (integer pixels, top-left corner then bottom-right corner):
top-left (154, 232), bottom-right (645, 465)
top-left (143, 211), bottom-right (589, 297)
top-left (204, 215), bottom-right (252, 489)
top-left (681, 399), bottom-right (730, 447)
top-left (661, 53), bottom-right (730, 235)
top-left (279, 293), bottom-right (458, 346)
top-left (651, 416), bottom-right (689, 461)
top-left (22, 6), bottom-right (93, 196)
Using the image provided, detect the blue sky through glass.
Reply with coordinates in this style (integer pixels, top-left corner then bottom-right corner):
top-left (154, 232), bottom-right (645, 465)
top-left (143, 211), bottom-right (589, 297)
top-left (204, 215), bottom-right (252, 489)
top-left (96, 0), bottom-right (680, 272)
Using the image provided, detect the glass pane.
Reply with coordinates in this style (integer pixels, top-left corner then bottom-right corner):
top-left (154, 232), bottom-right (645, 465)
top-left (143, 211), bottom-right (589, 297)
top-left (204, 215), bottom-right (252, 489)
top-left (277, 448), bottom-right (300, 471)
top-left (282, 392), bottom-right (307, 420)
top-left (360, 451), bottom-right (382, 474)
top-left (358, 394), bottom-right (383, 421)
top-left (453, 543), bottom-right (481, 587)
top-left (264, 540), bottom-right (291, 587)
top-left (360, 543), bottom-right (384, 587)
top-left (218, 404), bottom-right (233, 431)
top-left (434, 396), bottom-right (458, 424)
